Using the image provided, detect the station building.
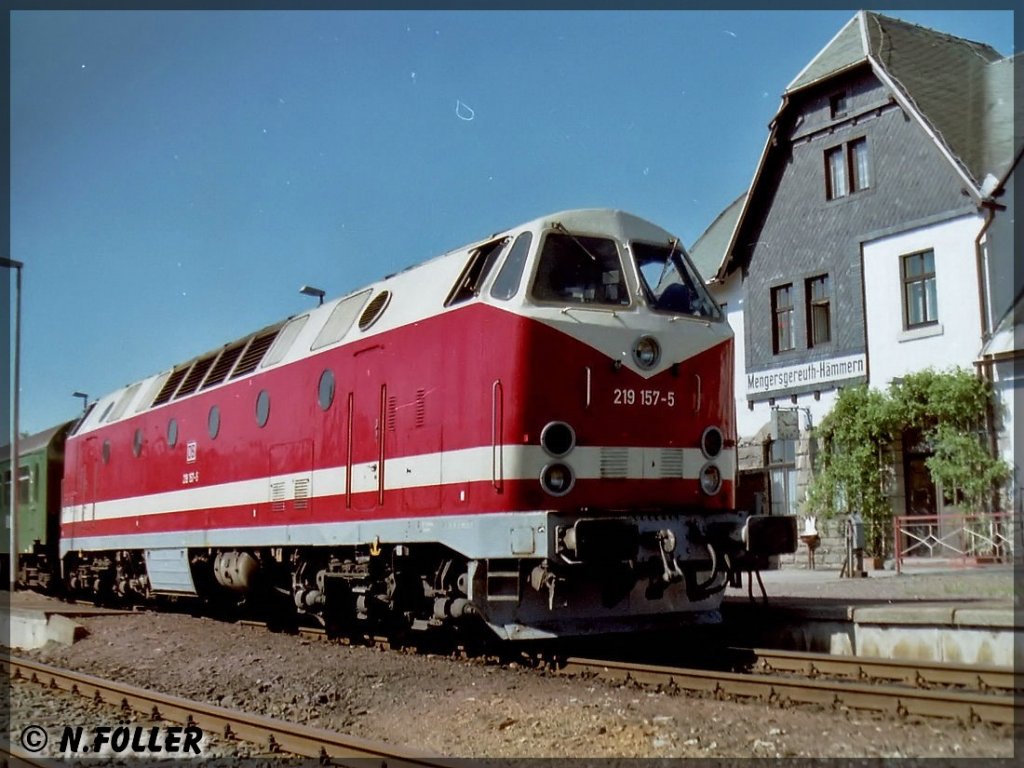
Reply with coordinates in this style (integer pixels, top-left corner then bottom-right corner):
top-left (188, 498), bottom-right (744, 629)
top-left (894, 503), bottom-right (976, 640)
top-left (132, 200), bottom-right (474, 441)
top-left (689, 10), bottom-right (1020, 566)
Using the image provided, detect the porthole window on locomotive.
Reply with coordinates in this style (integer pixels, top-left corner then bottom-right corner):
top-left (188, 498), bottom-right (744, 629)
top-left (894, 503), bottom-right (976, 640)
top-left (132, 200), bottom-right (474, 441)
top-left (167, 418), bottom-right (178, 447)
top-left (102, 440), bottom-right (111, 465)
top-left (208, 405), bottom-right (221, 439)
top-left (358, 290), bottom-right (391, 331)
top-left (256, 389), bottom-right (271, 427)
top-left (318, 369), bottom-right (335, 411)
top-left (132, 428), bottom-right (144, 457)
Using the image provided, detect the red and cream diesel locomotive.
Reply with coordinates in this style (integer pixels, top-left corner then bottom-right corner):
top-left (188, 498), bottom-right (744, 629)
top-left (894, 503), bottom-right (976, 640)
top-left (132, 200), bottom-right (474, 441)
top-left (60, 209), bottom-right (796, 641)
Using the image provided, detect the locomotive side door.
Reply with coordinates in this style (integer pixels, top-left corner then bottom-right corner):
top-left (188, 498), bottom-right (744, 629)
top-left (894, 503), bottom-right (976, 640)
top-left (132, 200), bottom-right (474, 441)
top-left (69, 437), bottom-right (98, 549)
top-left (80, 437), bottom-right (97, 523)
top-left (402, 386), bottom-right (442, 512)
top-left (351, 345), bottom-right (388, 512)
top-left (352, 382), bottom-right (388, 512)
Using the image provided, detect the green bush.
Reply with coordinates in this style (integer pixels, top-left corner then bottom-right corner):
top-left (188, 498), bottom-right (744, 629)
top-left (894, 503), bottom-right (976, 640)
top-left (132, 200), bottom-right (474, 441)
top-left (806, 368), bottom-right (1008, 556)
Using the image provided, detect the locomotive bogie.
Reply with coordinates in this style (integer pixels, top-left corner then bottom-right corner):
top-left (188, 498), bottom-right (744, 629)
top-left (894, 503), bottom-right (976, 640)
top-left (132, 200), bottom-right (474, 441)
top-left (50, 208), bottom-right (797, 639)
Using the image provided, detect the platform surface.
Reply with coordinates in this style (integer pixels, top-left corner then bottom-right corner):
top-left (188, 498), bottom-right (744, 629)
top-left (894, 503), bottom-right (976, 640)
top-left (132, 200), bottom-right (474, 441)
top-left (723, 562), bottom-right (1018, 628)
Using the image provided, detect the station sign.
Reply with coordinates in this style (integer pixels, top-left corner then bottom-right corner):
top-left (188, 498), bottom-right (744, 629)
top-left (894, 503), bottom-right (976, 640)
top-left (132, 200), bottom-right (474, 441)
top-left (746, 353), bottom-right (867, 397)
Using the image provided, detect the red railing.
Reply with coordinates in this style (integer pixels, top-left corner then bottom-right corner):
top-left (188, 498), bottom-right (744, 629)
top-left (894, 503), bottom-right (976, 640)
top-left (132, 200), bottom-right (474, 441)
top-left (893, 511), bottom-right (1017, 574)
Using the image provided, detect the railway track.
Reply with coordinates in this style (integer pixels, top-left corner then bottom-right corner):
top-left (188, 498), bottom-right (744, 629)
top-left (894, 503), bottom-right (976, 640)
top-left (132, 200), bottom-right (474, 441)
top-left (2, 655), bottom-right (453, 766)
top-left (558, 654), bottom-right (1021, 725)
top-left (731, 647), bottom-right (1019, 693)
top-left (241, 618), bottom-right (1019, 725)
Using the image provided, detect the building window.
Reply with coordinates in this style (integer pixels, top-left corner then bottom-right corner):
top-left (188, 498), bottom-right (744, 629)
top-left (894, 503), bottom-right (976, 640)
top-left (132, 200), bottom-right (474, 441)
top-left (767, 438), bottom-right (797, 516)
top-left (805, 274), bottom-right (831, 347)
top-left (850, 138), bottom-right (870, 191)
top-left (902, 250), bottom-right (937, 328)
top-left (825, 137), bottom-right (870, 200)
top-left (771, 284), bottom-right (795, 353)
top-left (825, 146), bottom-right (847, 199)
top-left (829, 91), bottom-right (848, 119)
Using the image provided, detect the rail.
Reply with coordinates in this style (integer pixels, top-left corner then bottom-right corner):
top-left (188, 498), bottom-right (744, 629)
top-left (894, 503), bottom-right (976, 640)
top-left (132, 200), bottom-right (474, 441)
top-left (732, 647), bottom-right (1018, 692)
top-left (3, 655), bottom-right (453, 766)
top-left (558, 654), bottom-right (1021, 725)
top-left (893, 511), bottom-right (1017, 574)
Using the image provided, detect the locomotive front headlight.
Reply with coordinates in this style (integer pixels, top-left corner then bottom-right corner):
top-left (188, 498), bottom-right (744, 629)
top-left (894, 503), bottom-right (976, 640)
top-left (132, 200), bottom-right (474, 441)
top-left (700, 426), bottom-right (724, 459)
top-left (699, 462), bottom-right (723, 496)
top-left (540, 462), bottom-right (576, 497)
top-left (540, 421), bottom-right (576, 457)
top-left (632, 335), bottom-right (661, 370)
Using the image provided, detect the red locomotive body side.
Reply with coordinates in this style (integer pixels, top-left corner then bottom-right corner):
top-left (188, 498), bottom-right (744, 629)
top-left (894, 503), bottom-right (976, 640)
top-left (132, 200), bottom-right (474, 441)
top-left (60, 305), bottom-right (734, 539)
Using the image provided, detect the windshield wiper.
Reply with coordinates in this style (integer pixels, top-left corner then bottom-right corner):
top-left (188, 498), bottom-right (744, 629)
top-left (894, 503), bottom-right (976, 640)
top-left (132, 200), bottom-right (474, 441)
top-left (553, 222), bottom-right (598, 262)
top-left (653, 238), bottom-right (679, 292)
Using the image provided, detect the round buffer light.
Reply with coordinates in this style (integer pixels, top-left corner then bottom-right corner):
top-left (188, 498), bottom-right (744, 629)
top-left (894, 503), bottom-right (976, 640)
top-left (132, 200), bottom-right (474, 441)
top-left (632, 335), bottom-right (661, 370)
top-left (540, 421), bottom-right (576, 458)
top-left (540, 462), bottom-right (576, 497)
top-left (699, 462), bottom-right (723, 496)
top-left (700, 426), bottom-right (724, 459)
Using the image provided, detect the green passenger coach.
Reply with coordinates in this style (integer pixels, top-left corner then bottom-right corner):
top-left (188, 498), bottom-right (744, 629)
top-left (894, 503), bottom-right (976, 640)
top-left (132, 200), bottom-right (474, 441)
top-left (1, 420), bottom-right (74, 590)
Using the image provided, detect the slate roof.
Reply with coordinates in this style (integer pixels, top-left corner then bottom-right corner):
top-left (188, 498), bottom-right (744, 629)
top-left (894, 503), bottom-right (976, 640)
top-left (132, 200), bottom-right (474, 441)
top-left (706, 9), bottom-right (1017, 281)
top-left (789, 10), bottom-right (1013, 193)
top-left (689, 192), bottom-right (745, 283)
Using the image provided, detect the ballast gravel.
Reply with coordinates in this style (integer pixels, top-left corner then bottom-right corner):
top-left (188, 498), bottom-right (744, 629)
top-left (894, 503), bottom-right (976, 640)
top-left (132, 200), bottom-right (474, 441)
top-left (6, 586), bottom-right (1017, 760)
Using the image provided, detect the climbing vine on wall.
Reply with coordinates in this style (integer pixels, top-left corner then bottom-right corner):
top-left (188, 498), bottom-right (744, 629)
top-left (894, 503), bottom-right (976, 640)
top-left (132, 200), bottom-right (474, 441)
top-left (805, 367), bottom-right (1008, 556)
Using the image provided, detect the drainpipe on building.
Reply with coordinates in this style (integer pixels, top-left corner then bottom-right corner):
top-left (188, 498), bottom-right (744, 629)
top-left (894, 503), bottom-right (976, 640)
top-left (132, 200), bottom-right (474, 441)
top-left (974, 355), bottom-right (1000, 514)
top-left (972, 200), bottom-right (1002, 515)
top-left (973, 202), bottom-right (998, 344)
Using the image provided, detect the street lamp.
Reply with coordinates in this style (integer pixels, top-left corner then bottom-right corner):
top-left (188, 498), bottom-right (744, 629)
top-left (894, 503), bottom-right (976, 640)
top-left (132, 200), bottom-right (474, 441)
top-left (2, 257), bottom-right (24, 593)
top-left (299, 285), bottom-right (325, 306)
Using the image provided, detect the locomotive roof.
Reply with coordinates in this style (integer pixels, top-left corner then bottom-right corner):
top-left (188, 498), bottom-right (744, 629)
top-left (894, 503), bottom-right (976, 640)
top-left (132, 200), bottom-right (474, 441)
top-left (72, 208), bottom-right (689, 436)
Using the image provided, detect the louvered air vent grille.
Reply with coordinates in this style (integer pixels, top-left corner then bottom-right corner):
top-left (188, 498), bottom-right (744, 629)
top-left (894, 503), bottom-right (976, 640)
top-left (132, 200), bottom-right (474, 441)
top-left (660, 448), bottom-right (684, 478)
top-left (202, 342), bottom-right (247, 390)
top-left (151, 367), bottom-right (189, 407)
top-left (174, 356), bottom-right (216, 399)
top-left (415, 389), bottom-right (426, 427)
top-left (293, 478), bottom-right (310, 510)
top-left (600, 447), bottom-right (629, 479)
top-left (231, 329), bottom-right (280, 379)
top-left (358, 290), bottom-right (391, 331)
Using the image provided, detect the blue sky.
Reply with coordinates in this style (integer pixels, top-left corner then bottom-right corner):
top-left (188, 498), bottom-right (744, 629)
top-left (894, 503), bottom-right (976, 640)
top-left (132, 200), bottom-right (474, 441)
top-left (7, 7), bottom-right (1017, 436)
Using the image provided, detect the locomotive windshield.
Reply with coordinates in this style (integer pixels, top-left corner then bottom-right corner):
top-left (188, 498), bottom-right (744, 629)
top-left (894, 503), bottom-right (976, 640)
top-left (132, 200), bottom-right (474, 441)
top-left (632, 240), bottom-right (722, 320)
top-left (530, 230), bottom-right (630, 307)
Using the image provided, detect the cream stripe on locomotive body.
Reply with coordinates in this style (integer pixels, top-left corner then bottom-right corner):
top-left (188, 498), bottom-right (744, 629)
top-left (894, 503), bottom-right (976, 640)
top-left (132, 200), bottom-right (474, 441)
top-left (60, 209), bottom-right (794, 641)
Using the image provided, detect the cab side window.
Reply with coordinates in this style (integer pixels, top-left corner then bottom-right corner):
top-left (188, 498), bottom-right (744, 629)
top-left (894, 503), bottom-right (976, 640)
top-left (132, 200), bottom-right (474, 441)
top-left (490, 232), bottom-right (534, 301)
top-left (445, 238), bottom-right (509, 307)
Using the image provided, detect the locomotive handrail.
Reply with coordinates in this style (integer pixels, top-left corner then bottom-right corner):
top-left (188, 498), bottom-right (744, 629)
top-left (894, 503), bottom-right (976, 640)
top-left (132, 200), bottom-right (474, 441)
top-left (559, 305), bottom-right (620, 319)
top-left (378, 385), bottom-right (387, 506)
top-left (345, 392), bottom-right (354, 509)
top-left (491, 380), bottom-right (503, 491)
